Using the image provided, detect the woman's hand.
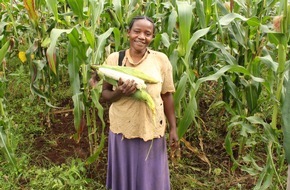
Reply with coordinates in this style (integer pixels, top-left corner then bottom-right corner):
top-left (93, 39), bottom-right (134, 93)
top-left (169, 127), bottom-right (180, 163)
top-left (116, 78), bottom-right (137, 96)
top-left (102, 78), bottom-right (137, 102)
top-left (169, 127), bottom-right (179, 150)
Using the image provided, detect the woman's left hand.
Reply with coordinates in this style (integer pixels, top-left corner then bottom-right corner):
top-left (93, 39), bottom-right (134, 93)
top-left (117, 79), bottom-right (137, 96)
top-left (169, 127), bottom-right (179, 150)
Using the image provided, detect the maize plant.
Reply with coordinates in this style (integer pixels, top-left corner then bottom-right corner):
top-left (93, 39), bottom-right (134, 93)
top-left (280, 1), bottom-right (290, 189)
top-left (0, 37), bottom-right (17, 171)
top-left (32, 0), bottom-right (290, 185)
top-left (2, 0), bottom-right (290, 188)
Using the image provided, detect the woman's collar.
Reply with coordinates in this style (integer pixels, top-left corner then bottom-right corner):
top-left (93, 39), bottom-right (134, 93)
top-left (125, 48), bottom-right (151, 66)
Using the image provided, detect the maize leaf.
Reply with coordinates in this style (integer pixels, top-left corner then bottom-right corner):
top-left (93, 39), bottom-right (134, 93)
top-left (23, 0), bottom-right (38, 25)
top-left (46, 0), bottom-right (58, 21)
top-left (0, 41), bottom-right (9, 64)
top-left (245, 82), bottom-right (259, 114)
top-left (91, 64), bottom-right (160, 84)
top-left (282, 69), bottom-right (290, 164)
top-left (67, 0), bottom-right (87, 21)
top-left (0, 125), bottom-right (17, 170)
top-left (176, 1), bottom-right (192, 56)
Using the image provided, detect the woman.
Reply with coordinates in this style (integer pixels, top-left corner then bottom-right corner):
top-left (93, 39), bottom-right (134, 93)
top-left (101, 16), bottom-right (178, 190)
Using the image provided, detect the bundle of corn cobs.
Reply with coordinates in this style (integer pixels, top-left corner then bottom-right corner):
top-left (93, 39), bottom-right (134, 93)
top-left (91, 64), bottom-right (159, 114)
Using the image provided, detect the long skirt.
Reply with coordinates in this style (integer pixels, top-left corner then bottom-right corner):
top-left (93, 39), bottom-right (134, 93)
top-left (106, 130), bottom-right (171, 190)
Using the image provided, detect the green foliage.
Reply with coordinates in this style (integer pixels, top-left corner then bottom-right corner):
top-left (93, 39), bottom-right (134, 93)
top-left (0, 38), bottom-right (18, 172)
top-left (282, 69), bottom-right (290, 164)
top-left (21, 159), bottom-right (96, 190)
top-left (1, 0), bottom-right (290, 189)
top-left (0, 158), bottom-right (103, 190)
top-left (1, 58), bottom-right (103, 190)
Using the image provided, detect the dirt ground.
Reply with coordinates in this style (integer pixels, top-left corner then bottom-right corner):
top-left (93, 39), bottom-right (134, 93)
top-left (33, 101), bottom-right (109, 184)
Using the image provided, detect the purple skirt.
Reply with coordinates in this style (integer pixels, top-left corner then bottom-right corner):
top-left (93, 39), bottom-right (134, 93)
top-left (106, 130), bottom-right (170, 190)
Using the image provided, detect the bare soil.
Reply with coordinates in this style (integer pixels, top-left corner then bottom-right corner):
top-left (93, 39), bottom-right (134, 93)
top-left (32, 99), bottom-right (109, 184)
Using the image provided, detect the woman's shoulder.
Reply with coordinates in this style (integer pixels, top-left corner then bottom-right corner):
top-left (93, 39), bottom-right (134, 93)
top-left (107, 51), bottom-right (119, 59)
top-left (104, 51), bottom-right (120, 65)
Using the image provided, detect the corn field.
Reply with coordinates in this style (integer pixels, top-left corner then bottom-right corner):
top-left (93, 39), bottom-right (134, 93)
top-left (0, 0), bottom-right (290, 189)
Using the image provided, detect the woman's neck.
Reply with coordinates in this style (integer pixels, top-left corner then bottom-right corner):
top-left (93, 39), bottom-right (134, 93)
top-left (129, 48), bottom-right (146, 63)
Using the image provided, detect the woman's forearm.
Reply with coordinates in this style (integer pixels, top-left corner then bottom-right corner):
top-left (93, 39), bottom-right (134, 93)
top-left (161, 92), bottom-right (177, 130)
top-left (102, 88), bottom-right (123, 102)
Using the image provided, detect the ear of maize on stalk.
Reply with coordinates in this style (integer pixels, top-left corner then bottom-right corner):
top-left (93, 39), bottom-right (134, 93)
top-left (92, 65), bottom-right (156, 114)
top-left (91, 64), bottom-right (160, 84)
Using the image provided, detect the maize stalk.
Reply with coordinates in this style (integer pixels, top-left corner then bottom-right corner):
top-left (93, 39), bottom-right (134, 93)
top-left (93, 65), bottom-right (156, 114)
top-left (91, 64), bottom-right (160, 84)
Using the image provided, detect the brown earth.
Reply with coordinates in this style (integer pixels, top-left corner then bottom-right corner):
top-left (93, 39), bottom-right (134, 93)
top-left (32, 99), bottom-right (109, 184)
top-left (34, 112), bottom-right (90, 164)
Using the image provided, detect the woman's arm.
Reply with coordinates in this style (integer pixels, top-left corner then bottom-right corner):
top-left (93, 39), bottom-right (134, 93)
top-left (161, 92), bottom-right (179, 149)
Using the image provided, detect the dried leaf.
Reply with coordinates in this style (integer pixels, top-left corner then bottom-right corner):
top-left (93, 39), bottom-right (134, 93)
top-left (23, 0), bottom-right (38, 24)
top-left (181, 138), bottom-right (211, 172)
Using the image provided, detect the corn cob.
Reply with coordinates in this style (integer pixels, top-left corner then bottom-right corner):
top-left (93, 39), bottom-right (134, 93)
top-left (91, 64), bottom-right (160, 84)
top-left (98, 67), bottom-right (147, 89)
top-left (93, 66), bottom-right (156, 114)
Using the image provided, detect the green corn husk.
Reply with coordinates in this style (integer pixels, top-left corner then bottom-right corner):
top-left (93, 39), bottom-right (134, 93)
top-left (132, 89), bottom-right (155, 115)
top-left (91, 64), bottom-right (160, 84)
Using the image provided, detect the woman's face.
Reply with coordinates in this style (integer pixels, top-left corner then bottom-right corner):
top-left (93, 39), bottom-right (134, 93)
top-left (128, 19), bottom-right (154, 53)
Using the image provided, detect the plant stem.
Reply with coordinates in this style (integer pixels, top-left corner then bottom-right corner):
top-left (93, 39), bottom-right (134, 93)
top-left (7, 0), bottom-right (18, 38)
top-left (268, 141), bottom-right (284, 188)
top-left (271, 42), bottom-right (286, 129)
top-left (287, 164), bottom-right (290, 190)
